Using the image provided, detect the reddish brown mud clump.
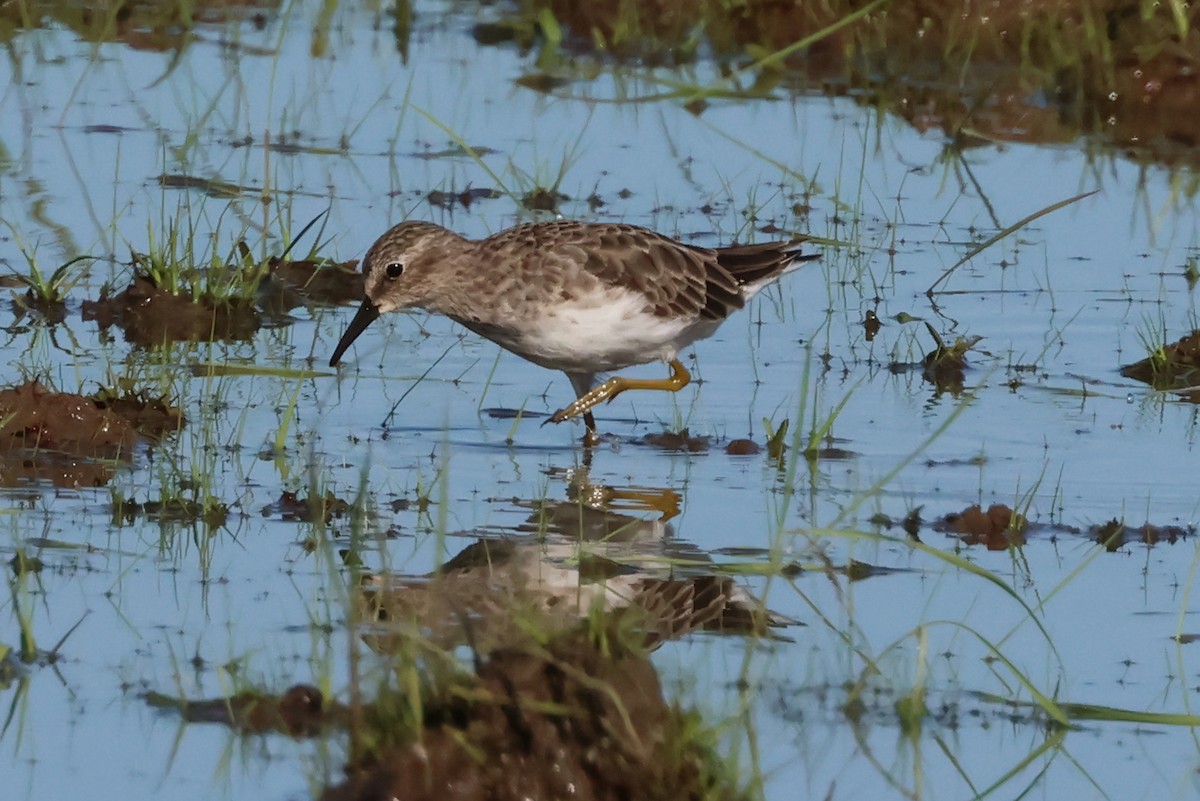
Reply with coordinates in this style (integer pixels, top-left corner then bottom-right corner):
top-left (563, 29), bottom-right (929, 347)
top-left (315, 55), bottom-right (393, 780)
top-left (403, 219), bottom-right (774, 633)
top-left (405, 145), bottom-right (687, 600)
top-left (0, 381), bottom-right (182, 487)
top-left (0, 381), bottom-right (136, 458)
top-left (935, 503), bottom-right (1026, 550)
top-left (725, 438), bottom-right (761, 455)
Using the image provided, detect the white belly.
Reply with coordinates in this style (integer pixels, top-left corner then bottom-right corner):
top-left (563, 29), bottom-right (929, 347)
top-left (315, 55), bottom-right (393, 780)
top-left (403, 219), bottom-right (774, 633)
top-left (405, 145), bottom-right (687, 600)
top-left (485, 289), bottom-right (714, 373)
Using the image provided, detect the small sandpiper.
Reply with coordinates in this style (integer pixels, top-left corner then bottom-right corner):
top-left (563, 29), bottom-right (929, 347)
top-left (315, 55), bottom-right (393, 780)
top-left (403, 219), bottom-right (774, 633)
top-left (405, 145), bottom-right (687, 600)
top-left (329, 220), bottom-right (817, 445)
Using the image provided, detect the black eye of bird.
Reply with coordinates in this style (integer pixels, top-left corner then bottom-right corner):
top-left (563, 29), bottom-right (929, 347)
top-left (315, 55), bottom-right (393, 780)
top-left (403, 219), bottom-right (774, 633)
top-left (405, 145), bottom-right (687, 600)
top-left (385, 261), bottom-right (404, 279)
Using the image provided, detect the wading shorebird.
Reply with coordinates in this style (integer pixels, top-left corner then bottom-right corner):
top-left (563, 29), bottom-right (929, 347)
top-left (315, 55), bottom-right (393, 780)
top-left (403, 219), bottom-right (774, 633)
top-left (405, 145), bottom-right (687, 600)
top-left (329, 220), bottom-right (818, 445)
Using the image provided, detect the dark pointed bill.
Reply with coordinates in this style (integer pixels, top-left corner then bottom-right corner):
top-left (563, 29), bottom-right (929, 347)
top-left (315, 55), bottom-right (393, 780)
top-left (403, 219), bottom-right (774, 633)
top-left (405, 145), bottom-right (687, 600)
top-left (329, 298), bottom-right (381, 367)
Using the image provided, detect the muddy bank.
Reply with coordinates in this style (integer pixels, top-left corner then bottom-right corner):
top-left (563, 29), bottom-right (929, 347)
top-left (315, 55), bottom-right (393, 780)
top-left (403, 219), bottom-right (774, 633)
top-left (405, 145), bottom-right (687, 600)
top-left (482, 0), bottom-right (1200, 168)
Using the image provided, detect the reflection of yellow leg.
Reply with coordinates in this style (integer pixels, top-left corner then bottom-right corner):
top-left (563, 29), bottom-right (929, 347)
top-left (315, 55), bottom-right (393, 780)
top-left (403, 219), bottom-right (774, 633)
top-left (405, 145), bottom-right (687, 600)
top-left (568, 466), bottom-right (681, 521)
top-left (551, 359), bottom-right (691, 424)
top-left (608, 488), bottom-right (681, 522)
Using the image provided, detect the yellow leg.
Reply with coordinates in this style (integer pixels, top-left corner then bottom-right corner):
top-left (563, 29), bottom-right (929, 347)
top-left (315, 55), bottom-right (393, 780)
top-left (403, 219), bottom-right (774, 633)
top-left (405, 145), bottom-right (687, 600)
top-left (550, 359), bottom-right (691, 424)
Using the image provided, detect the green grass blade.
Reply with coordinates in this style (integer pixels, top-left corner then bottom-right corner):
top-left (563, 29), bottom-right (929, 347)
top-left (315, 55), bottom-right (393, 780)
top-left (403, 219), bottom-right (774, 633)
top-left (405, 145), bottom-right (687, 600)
top-left (927, 190), bottom-right (1098, 295)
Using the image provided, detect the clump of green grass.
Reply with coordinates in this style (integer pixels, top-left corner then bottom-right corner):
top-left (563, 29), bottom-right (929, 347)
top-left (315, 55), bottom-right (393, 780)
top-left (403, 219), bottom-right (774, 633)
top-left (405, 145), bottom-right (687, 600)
top-left (126, 203), bottom-right (337, 306)
top-left (2, 222), bottom-right (93, 322)
top-left (10, 255), bottom-right (92, 312)
top-left (131, 216), bottom-right (270, 305)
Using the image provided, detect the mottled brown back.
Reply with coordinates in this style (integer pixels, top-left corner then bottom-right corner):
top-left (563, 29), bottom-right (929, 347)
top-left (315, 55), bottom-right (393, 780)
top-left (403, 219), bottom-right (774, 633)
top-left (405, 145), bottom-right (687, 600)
top-left (476, 221), bottom-right (808, 322)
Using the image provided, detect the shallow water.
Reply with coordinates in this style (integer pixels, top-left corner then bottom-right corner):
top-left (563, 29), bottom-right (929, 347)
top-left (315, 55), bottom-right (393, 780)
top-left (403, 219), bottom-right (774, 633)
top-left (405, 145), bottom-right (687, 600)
top-left (3, 1), bottom-right (1200, 799)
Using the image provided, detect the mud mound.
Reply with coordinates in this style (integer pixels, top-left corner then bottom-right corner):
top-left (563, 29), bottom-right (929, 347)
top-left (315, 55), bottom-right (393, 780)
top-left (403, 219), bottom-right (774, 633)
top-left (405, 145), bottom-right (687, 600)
top-left (326, 630), bottom-right (740, 801)
top-left (0, 381), bottom-right (183, 487)
top-left (82, 275), bottom-right (261, 345)
top-left (0, 381), bottom-right (136, 457)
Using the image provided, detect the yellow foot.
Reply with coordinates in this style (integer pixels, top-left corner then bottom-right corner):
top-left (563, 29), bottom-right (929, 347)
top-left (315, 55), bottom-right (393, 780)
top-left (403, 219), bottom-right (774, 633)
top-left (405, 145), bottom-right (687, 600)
top-left (549, 359), bottom-right (692, 424)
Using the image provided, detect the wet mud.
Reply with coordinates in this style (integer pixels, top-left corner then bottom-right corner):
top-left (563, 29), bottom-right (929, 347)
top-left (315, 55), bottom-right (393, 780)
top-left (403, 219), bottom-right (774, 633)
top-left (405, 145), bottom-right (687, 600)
top-left (638, 427), bottom-right (853, 460)
top-left (146, 630), bottom-right (751, 801)
top-left (80, 255), bottom-right (364, 344)
top-left (638, 428), bottom-right (712, 452)
top-left (427, 186), bottom-right (502, 210)
top-left (1091, 519), bottom-right (1192, 551)
top-left (0, 381), bottom-right (182, 487)
top-left (11, 287), bottom-right (69, 325)
top-left (934, 503), bottom-right (1027, 550)
top-left (91, 385), bottom-right (186, 439)
top-left (0, 381), bottom-right (136, 457)
top-left (15, 1), bottom-right (1198, 169)
top-left (0, 0), bottom-right (279, 52)
top-left (82, 275), bottom-right (262, 345)
top-left (915, 504), bottom-right (1194, 550)
top-left (111, 495), bottom-right (229, 528)
top-left (724, 438), bottom-right (761, 455)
